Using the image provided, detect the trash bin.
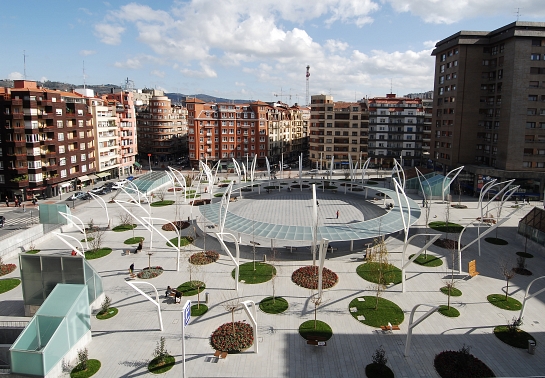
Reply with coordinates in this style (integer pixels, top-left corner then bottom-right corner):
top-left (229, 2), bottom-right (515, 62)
top-left (528, 340), bottom-right (536, 355)
top-left (263, 254), bottom-right (267, 262)
top-left (205, 292), bottom-right (209, 304)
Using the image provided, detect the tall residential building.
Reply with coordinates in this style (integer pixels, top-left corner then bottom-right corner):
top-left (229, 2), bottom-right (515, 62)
top-left (136, 95), bottom-right (187, 166)
top-left (0, 80), bottom-right (96, 199)
top-left (308, 94), bottom-right (369, 170)
top-left (368, 94), bottom-right (427, 168)
top-left (431, 21), bottom-right (545, 198)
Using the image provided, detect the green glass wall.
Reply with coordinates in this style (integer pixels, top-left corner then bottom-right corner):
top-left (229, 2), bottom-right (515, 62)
top-left (10, 284), bottom-right (90, 376)
top-left (38, 203), bottom-right (70, 224)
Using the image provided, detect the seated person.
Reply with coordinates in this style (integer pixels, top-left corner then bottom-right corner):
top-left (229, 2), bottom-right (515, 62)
top-left (175, 290), bottom-right (182, 303)
top-left (134, 240), bottom-right (143, 253)
top-left (165, 286), bottom-right (173, 297)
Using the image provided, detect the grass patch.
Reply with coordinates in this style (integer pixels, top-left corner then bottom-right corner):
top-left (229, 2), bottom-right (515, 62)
top-left (232, 262), bottom-right (276, 284)
top-left (485, 237), bottom-right (508, 245)
top-left (494, 325), bottom-right (536, 348)
top-left (70, 359), bottom-right (101, 378)
top-left (409, 254), bottom-right (443, 267)
top-left (124, 236), bottom-right (144, 245)
top-left (185, 194), bottom-right (201, 198)
top-left (487, 294), bottom-right (522, 311)
top-left (176, 281), bottom-right (206, 296)
top-left (356, 262), bottom-right (402, 285)
top-left (214, 193), bottom-right (224, 197)
top-left (26, 249), bottom-right (40, 254)
top-left (112, 224), bottom-right (137, 232)
top-left (440, 286), bottom-right (462, 297)
top-left (84, 248), bottom-right (112, 260)
top-left (191, 304), bottom-right (208, 316)
top-left (81, 237), bottom-right (94, 243)
top-left (166, 236), bottom-right (193, 248)
top-left (148, 355), bottom-right (175, 374)
top-left (438, 305), bottom-right (460, 318)
top-left (349, 296), bottom-right (405, 328)
top-left (428, 221), bottom-right (464, 233)
top-left (0, 278), bottom-right (21, 294)
top-left (150, 200), bottom-right (175, 207)
top-left (298, 320), bottom-right (333, 341)
top-left (516, 251), bottom-right (534, 258)
top-left (96, 307), bottom-right (118, 320)
top-left (259, 296), bottom-right (288, 314)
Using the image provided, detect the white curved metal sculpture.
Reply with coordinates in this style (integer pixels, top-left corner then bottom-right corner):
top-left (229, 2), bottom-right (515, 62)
top-left (404, 304), bottom-right (439, 356)
top-left (519, 276), bottom-right (545, 322)
top-left (240, 300), bottom-right (259, 353)
top-left (125, 281), bottom-right (163, 331)
top-left (89, 192), bottom-right (110, 227)
top-left (441, 166), bottom-right (464, 203)
top-left (360, 157), bottom-right (371, 186)
top-left (58, 212), bottom-right (89, 250)
top-left (141, 216), bottom-right (182, 271)
top-left (53, 232), bottom-right (85, 257)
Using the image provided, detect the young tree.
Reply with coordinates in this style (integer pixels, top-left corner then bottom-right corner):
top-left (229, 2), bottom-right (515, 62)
top-left (88, 229), bottom-right (105, 252)
top-left (499, 259), bottom-right (516, 300)
top-left (221, 294), bottom-right (240, 334)
top-left (367, 237), bottom-right (389, 310)
top-left (155, 189), bottom-right (166, 202)
top-left (309, 290), bottom-right (324, 329)
top-left (153, 337), bottom-right (169, 365)
top-left (443, 245), bottom-right (460, 310)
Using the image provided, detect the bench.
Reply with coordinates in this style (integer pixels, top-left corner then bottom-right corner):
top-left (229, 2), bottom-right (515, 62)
top-left (307, 340), bottom-right (327, 346)
top-left (328, 247), bottom-right (338, 253)
top-left (214, 350), bottom-right (228, 359)
top-left (167, 290), bottom-right (182, 303)
top-left (468, 260), bottom-right (479, 277)
top-left (380, 325), bottom-right (400, 331)
top-left (285, 246), bottom-right (299, 252)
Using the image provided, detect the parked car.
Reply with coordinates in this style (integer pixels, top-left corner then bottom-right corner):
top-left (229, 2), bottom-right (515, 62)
top-left (66, 192), bottom-right (86, 201)
top-left (112, 181), bottom-right (127, 190)
top-left (324, 170), bottom-right (336, 174)
top-left (306, 169), bottom-right (320, 175)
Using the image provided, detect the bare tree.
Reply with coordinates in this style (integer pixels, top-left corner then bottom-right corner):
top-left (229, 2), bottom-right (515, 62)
top-left (309, 290), bottom-right (325, 329)
top-left (367, 237), bottom-right (389, 310)
top-left (500, 259), bottom-right (516, 300)
top-left (155, 189), bottom-right (166, 202)
top-left (221, 294), bottom-right (240, 334)
top-left (88, 229), bottom-right (105, 252)
top-left (189, 267), bottom-right (206, 309)
top-left (443, 245), bottom-right (460, 310)
top-left (118, 212), bottom-right (133, 226)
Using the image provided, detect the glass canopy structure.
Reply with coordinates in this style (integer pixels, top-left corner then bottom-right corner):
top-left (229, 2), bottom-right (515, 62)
top-left (200, 186), bottom-right (421, 242)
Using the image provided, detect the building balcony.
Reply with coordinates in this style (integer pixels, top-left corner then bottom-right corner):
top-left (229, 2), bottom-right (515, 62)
top-left (11, 99), bottom-right (22, 106)
top-left (12, 113), bottom-right (24, 119)
top-left (38, 113), bottom-right (54, 119)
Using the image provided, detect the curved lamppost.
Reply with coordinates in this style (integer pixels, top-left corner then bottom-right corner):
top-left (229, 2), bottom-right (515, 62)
top-left (441, 166), bottom-right (464, 203)
top-left (89, 192), bottom-right (110, 228)
top-left (58, 212), bottom-right (90, 250)
top-left (53, 232), bottom-right (85, 257)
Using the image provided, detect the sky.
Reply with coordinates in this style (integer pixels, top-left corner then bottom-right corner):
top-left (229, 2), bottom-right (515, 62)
top-left (2, 0), bottom-right (545, 103)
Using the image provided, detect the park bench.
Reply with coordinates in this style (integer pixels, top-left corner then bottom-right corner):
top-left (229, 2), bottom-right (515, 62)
top-left (468, 260), bottom-right (479, 277)
top-left (328, 246), bottom-right (338, 253)
top-left (285, 246), bottom-right (299, 252)
top-left (214, 350), bottom-right (228, 359)
top-left (306, 336), bottom-right (328, 346)
top-left (380, 324), bottom-right (400, 331)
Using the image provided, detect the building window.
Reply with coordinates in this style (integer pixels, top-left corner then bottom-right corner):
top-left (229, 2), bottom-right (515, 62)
top-left (531, 53), bottom-right (541, 61)
top-left (528, 108), bottom-right (537, 115)
top-left (523, 161), bottom-right (532, 167)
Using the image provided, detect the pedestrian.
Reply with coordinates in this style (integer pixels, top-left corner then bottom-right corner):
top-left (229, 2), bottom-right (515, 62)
top-left (205, 186), bottom-right (208, 193)
top-left (129, 263), bottom-right (134, 275)
top-left (316, 200), bottom-right (319, 207)
top-left (4, 196), bottom-right (8, 207)
top-left (336, 210), bottom-right (339, 219)
top-left (14, 197), bottom-right (18, 208)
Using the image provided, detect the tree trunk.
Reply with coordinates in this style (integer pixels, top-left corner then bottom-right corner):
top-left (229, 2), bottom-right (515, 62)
top-left (505, 280), bottom-right (509, 301)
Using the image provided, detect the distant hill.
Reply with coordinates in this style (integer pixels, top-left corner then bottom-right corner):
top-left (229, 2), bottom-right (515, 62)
top-left (0, 79), bottom-right (121, 95)
top-left (166, 93), bottom-right (250, 104)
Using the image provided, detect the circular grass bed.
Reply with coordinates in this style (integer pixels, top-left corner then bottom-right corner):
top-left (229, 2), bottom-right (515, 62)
top-left (291, 266), bottom-right (338, 289)
top-left (161, 221), bottom-right (190, 231)
top-left (70, 359), bottom-right (101, 378)
top-left (493, 325), bottom-right (536, 349)
top-left (150, 200), bottom-right (175, 207)
top-left (434, 350), bottom-right (495, 378)
top-left (0, 263), bottom-right (17, 276)
top-left (428, 221), bottom-right (464, 233)
top-left (124, 236), bottom-right (144, 245)
top-left (210, 321), bottom-right (254, 353)
top-left (176, 280), bottom-right (206, 296)
top-left (485, 237), bottom-right (508, 245)
top-left (112, 224), bottom-right (137, 232)
top-left (186, 194), bottom-right (201, 199)
top-left (189, 251), bottom-right (219, 265)
top-left (259, 296), bottom-right (288, 314)
top-left (451, 204), bottom-right (468, 209)
top-left (409, 254), bottom-right (443, 267)
top-left (487, 294), bottom-right (522, 311)
top-left (96, 307), bottom-right (118, 320)
top-left (365, 363), bottom-right (394, 378)
top-left (438, 305), bottom-right (460, 318)
top-left (148, 355), bottom-right (175, 374)
top-left (191, 304), bottom-right (208, 316)
top-left (291, 184), bottom-right (309, 189)
top-left (25, 249), bottom-right (40, 254)
top-left (356, 262), bottom-right (401, 285)
top-left (440, 286), bottom-right (462, 297)
top-left (516, 251), bottom-right (534, 259)
top-left (84, 248), bottom-right (112, 260)
top-left (298, 320), bottom-right (333, 341)
top-left (81, 237), bottom-right (94, 243)
top-left (166, 236), bottom-right (193, 248)
top-left (232, 262), bottom-right (276, 284)
top-left (137, 266), bottom-right (164, 279)
top-left (214, 193), bottom-right (224, 197)
top-left (0, 278), bottom-right (21, 294)
top-left (264, 186), bottom-right (281, 190)
top-left (348, 296), bottom-right (404, 328)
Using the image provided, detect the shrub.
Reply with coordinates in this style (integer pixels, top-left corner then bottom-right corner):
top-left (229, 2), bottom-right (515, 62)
top-left (137, 266), bottom-right (164, 279)
top-left (77, 348), bottom-right (88, 371)
top-left (372, 345), bottom-right (387, 365)
top-left (291, 266), bottom-right (339, 289)
top-left (434, 344), bottom-right (495, 378)
top-left (189, 251), bottom-right (219, 265)
top-left (153, 337), bottom-right (169, 365)
top-left (210, 321), bottom-right (254, 353)
top-left (100, 296), bottom-right (112, 314)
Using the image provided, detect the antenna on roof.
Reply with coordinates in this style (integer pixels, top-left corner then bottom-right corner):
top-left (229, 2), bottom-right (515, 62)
top-left (515, 7), bottom-right (522, 21)
top-left (390, 78), bottom-right (393, 94)
top-left (23, 50), bottom-right (27, 80)
top-left (83, 60), bottom-right (86, 89)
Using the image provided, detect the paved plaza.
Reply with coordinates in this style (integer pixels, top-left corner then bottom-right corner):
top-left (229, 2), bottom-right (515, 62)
top-left (1, 178), bottom-right (545, 377)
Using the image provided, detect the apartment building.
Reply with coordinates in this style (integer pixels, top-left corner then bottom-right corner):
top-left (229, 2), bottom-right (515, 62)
top-left (0, 80), bottom-right (96, 199)
top-left (431, 21), bottom-right (545, 198)
top-left (308, 94), bottom-right (369, 170)
top-left (368, 94), bottom-right (427, 168)
top-left (136, 95), bottom-right (187, 167)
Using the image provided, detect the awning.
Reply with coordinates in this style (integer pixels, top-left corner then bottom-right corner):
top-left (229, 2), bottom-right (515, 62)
top-left (78, 175), bottom-right (91, 182)
top-left (95, 172), bottom-right (111, 178)
top-left (28, 186), bottom-right (47, 191)
top-left (60, 182), bottom-right (72, 188)
top-left (133, 161), bottom-right (142, 168)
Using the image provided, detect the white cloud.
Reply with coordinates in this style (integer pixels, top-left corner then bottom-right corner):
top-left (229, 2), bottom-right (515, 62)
top-left (80, 50), bottom-right (97, 56)
top-left (114, 57), bottom-right (143, 70)
top-left (40, 76), bottom-right (48, 82)
top-left (8, 72), bottom-right (24, 80)
top-left (150, 70), bottom-right (165, 78)
top-left (181, 63), bottom-right (217, 79)
top-left (324, 39), bottom-right (349, 52)
top-left (235, 82), bottom-right (246, 87)
top-left (94, 23), bottom-right (125, 45)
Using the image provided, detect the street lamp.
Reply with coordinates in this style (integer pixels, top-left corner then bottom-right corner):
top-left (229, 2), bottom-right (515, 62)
top-left (148, 153), bottom-right (152, 173)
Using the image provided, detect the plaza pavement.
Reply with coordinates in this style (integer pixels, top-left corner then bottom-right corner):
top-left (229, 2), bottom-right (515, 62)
top-left (1, 177), bottom-right (545, 377)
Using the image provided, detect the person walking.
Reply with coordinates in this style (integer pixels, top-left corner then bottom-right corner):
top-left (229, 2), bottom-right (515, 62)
top-left (4, 196), bottom-right (8, 207)
top-left (14, 197), bottom-right (18, 208)
top-left (129, 263), bottom-right (135, 275)
top-left (336, 210), bottom-right (339, 219)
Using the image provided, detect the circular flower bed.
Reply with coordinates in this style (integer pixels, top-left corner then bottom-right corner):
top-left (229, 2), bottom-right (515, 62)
top-left (291, 266), bottom-right (338, 289)
top-left (137, 266), bottom-right (164, 279)
top-left (161, 221), bottom-right (190, 231)
top-left (434, 349), bottom-right (495, 378)
top-left (210, 321), bottom-right (254, 353)
top-left (167, 187), bottom-right (185, 192)
top-left (190, 199), bottom-right (210, 206)
top-left (0, 263), bottom-right (17, 276)
top-left (493, 325), bottom-right (536, 348)
top-left (190, 251), bottom-right (219, 265)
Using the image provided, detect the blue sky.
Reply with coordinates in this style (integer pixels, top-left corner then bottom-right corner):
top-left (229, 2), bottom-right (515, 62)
top-left (2, 0), bottom-right (543, 103)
